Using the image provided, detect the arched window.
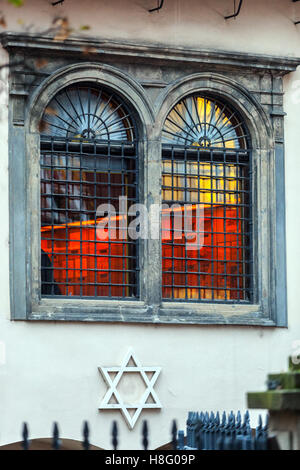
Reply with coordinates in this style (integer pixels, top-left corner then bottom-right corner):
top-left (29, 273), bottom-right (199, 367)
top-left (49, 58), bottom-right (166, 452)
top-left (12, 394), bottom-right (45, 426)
top-left (39, 83), bottom-right (139, 299)
top-left (161, 94), bottom-right (252, 302)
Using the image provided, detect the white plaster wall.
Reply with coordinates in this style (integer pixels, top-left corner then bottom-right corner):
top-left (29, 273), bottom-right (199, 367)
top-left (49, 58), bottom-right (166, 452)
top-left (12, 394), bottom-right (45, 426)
top-left (0, 0), bottom-right (300, 56)
top-left (0, 0), bottom-right (299, 450)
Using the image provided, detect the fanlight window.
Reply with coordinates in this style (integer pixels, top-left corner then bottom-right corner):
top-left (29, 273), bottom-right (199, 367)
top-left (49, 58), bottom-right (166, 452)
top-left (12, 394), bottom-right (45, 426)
top-left (40, 85), bottom-right (134, 142)
top-left (40, 84), bottom-right (138, 299)
top-left (162, 94), bottom-right (252, 303)
top-left (162, 95), bottom-right (247, 149)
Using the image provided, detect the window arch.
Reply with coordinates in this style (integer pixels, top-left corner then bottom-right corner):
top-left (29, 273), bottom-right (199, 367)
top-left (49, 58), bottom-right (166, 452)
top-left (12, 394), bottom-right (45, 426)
top-left (40, 83), bottom-right (139, 299)
top-left (40, 84), bottom-right (135, 142)
top-left (161, 93), bottom-right (252, 303)
top-left (162, 94), bottom-right (248, 149)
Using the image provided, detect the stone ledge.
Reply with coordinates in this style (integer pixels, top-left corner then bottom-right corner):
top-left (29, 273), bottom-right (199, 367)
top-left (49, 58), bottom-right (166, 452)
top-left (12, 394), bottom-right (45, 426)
top-left (1, 32), bottom-right (300, 75)
top-left (248, 390), bottom-right (300, 411)
top-left (268, 372), bottom-right (300, 390)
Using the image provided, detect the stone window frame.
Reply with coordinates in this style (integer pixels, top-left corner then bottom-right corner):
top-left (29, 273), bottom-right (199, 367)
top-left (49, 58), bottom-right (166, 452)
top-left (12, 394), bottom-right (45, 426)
top-left (3, 33), bottom-right (299, 326)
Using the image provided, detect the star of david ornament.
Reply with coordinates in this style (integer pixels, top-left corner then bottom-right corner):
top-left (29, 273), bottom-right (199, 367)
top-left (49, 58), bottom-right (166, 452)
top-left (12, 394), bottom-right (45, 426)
top-left (98, 349), bottom-right (162, 429)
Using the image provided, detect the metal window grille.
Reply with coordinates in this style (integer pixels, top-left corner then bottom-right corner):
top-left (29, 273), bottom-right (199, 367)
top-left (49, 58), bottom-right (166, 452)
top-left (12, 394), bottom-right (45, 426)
top-left (40, 84), bottom-right (139, 299)
top-left (161, 94), bottom-right (252, 303)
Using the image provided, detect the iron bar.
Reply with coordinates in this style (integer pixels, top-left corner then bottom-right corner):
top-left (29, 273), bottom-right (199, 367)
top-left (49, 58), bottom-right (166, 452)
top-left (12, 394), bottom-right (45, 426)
top-left (171, 420), bottom-right (178, 450)
top-left (82, 421), bottom-right (90, 450)
top-left (291, 0), bottom-right (300, 23)
top-left (225, 0), bottom-right (244, 20)
top-left (52, 423), bottom-right (61, 450)
top-left (112, 421), bottom-right (118, 451)
top-left (22, 423), bottom-right (29, 450)
top-left (142, 421), bottom-right (149, 450)
top-left (149, 0), bottom-right (165, 13)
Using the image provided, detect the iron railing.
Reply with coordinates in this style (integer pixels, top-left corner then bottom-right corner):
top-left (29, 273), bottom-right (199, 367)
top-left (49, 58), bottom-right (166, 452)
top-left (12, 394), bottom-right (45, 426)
top-left (4, 414), bottom-right (278, 450)
top-left (177, 411), bottom-right (270, 450)
top-left (16, 420), bottom-right (177, 451)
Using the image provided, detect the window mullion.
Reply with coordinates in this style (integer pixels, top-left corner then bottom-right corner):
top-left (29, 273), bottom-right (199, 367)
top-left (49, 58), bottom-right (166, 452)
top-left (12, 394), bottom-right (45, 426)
top-left (144, 139), bottom-right (162, 308)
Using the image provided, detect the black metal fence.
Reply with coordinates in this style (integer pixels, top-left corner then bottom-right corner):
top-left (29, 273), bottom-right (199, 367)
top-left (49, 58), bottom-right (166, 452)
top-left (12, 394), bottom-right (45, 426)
top-left (177, 411), bottom-right (270, 450)
top-left (18, 420), bottom-right (177, 451)
top-left (12, 412), bottom-right (276, 450)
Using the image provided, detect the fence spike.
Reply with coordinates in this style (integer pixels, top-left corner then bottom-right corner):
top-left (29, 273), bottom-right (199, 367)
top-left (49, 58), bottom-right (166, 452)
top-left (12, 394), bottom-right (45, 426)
top-left (142, 420), bottom-right (149, 451)
top-left (177, 430), bottom-right (185, 450)
top-left (227, 413), bottom-right (232, 431)
top-left (187, 411), bottom-right (193, 424)
top-left (264, 414), bottom-right (269, 432)
top-left (257, 415), bottom-right (262, 431)
top-left (190, 412), bottom-right (198, 448)
top-left (82, 421), bottom-right (90, 451)
top-left (112, 421), bottom-right (118, 451)
top-left (52, 422), bottom-right (61, 450)
top-left (22, 422), bottom-right (29, 450)
top-left (171, 420), bottom-right (177, 450)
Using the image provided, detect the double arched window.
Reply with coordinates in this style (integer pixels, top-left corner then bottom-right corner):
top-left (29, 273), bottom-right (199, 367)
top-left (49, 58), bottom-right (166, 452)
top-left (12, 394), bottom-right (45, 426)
top-left (39, 85), bottom-right (252, 304)
top-left (4, 40), bottom-right (286, 325)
